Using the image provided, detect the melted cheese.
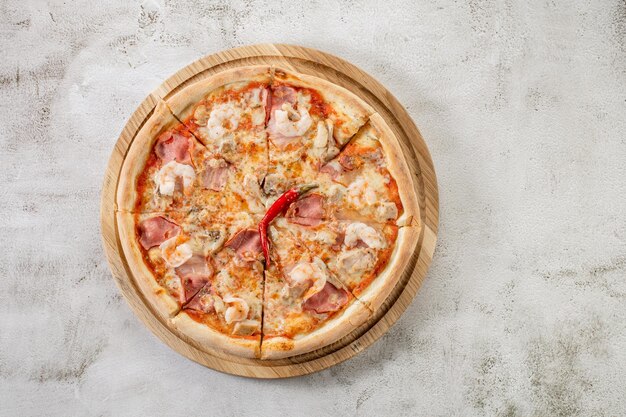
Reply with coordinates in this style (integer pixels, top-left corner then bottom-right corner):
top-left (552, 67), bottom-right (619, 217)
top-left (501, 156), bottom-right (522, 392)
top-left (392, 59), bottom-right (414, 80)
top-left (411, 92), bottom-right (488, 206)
top-left (338, 247), bottom-right (376, 275)
top-left (314, 229), bottom-right (336, 245)
top-left (230, 174), bottom-right (265, 214)
top-left (157, 161), bottom-right (195, 196)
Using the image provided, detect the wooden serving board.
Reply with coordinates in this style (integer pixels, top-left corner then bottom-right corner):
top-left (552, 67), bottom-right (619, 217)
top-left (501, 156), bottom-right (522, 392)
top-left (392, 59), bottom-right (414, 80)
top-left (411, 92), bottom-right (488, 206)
top-left (100, 44), bottom-right (439, 378)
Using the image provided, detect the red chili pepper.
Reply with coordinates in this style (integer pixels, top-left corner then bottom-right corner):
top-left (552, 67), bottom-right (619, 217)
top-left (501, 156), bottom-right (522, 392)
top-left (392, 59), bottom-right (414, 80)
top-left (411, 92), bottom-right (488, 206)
top-left (258, 184), bottom-right (318, 266)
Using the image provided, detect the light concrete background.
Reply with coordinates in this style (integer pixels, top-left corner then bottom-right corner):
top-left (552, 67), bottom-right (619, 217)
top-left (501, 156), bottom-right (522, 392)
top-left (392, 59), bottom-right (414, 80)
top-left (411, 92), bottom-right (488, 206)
top-left (1, 0), bottom-right (625, 415)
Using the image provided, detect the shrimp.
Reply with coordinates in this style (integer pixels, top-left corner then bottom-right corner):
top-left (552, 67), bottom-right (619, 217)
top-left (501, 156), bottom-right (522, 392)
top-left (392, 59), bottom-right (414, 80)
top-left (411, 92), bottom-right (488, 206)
top-left (288, 258), bottom-right (328, 301)
top-left (223, 296), bottom-right (250, 324)
top-left (157, 160), bottom-right (195, 196)
top-left (344, 222), bottom-right (386, 249)
top-left (159, 236), bottom-right (193, 267)
top-left (273, 104), bottom-right (312, 137)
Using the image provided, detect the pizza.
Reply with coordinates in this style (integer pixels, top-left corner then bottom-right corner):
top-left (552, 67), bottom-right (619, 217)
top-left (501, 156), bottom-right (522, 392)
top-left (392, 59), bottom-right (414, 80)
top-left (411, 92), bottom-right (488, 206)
top-left (116, 65), bottom-right (420, 359)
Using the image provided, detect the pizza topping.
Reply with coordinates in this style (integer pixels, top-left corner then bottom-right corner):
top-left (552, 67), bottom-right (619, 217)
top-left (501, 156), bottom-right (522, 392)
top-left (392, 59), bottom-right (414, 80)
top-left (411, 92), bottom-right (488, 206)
top-left (287, 258), bottom-right (328, 302)
top-left (270, 85), bottom-right (297, 111)
top-left (376, 202), bottom-right (399, 222)
top-left (184, 285), bottom-right (214, 313)
top-left (176, 255), bottom-right (213, 304)
top-left (223, 296), bottom-right (249, 324)
top-left (231, 174), bottom-right (265, 214)
top-left (344, 222), bottom-right (386, 249)
top-left (233, 319), bottom-right (261, 336)
top-left (247, 87), bottom-right (267, 126)
top-left (271, 104), bottom-right (312, 138)
top-left (157, 160), bottom-right (196, 196)
top-left (311, 120), bottom-right (340, 162)
top-left (188, 228), bottom-right (226, 255)
top-left (338, 153), bottom-right (360, 171)
top-left (138, 216), bottom-right (181, 249)
top-left (160, 236), bottom-right (193, 267)
top-left (258, 184), bottom-right (319, 266)
top-left (206, 102), bottom-right (242, 140)
top-left (263, 87), bottom-right (272, 125)
top-left (201, 158), bottom-right (231, 191)
top-left (262, 173), bottom-right (287, 196)
top-left (224, 229), bottom-right (262, 261)
top-left (155, 132), bottom-right (191, 164)
top-left (175, 254), bottom-right (213, 280)
top-left (313, 120), bottom-right (330, 148)
top-left (193, 104), bottom-right (210, 126)
top-left (246, 87), bottom-right (264, 107)
top-left (302, 282), bottom-right (349, 314)
top-left (286, 193), bottom-right (324, 227)
top-left (315, 229), bottom-right (337, 245)
top-left (347, 177), bottom-right (377, 206)
top-left (337, 247), bottom-right (376, 275)
top-left (320, 160), bottom-right (343, 179)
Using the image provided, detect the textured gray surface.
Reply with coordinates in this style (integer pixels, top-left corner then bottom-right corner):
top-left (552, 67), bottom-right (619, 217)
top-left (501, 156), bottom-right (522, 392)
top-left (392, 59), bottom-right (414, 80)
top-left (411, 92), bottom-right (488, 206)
top-left (1, 0), bottom-right (626, 415)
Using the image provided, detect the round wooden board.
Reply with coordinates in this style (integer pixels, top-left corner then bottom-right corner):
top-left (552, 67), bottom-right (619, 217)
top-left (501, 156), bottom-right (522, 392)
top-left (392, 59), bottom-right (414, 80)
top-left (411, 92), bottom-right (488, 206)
top-left (100, 44), bottom-right (439, 378)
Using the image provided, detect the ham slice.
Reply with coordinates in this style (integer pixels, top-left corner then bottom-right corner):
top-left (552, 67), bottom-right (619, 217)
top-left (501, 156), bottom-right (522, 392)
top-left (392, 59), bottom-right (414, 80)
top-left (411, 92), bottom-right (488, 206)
top-left (184, 284), bottom-right (213, 312)
top-left (303, 282), bottom-right (349, 314)
top-left (155, 132), bottom-right (191, 164)
top-left (201, 159), bottom-right (230, 191)
top-left (320, 161), bottom-right (343, 179)
top-left (176, 255), bottom-right (214, 305)
top-left (286, 193), bottom-right (324, 227)
top-left (267, 85), bottom-right (298, 147)
top-left (224, 229), bottom-right (262, 261)
top-left (138, 216), bottom-right (180, 250)
top-left (338, 153), bottom-right (358, 171)
top-left (270, 85), bottom-right (297, 112)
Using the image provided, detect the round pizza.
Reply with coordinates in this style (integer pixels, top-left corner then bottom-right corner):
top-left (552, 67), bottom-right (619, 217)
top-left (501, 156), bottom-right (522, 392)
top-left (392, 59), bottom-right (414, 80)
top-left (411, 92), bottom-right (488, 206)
top-left (116, 66), bottom-right (420, 359)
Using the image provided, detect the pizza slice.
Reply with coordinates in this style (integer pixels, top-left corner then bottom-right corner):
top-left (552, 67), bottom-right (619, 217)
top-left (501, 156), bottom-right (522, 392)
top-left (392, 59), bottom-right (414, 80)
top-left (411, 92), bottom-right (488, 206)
top-left (262, 68), bottom-right (375, 198)
top-left (272, 217), bottom-right (420, 313)
top-left (117, 100), bottom-right (266, 215)
top-left (165, 66), bottom-right (271, 192)
top-left (171, 227), bottom-right (265, 358)
top-left (116, 209), bottom-right (261, 319)
top-left (260, 222), bottom-right (371, 359)
top-left (309, 113), bottom-right (420, 226)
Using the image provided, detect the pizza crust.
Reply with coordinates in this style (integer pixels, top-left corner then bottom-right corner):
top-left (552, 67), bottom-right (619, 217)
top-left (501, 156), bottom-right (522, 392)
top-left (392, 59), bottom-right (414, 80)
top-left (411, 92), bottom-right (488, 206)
top-left (116, 100), bottom-right (181, 212)
top-left (116, 211), bottom-right (180, 319)
top-left (355, 226), bottom-right (421, 313)
top-left (171, 312), bottom-right (261, 359)
top-left (260, 298), bottom-right (371, 360)
top-left (368, 113), bottom-right (421, 227)
top-left (165, 65), bottom-right (273, 122)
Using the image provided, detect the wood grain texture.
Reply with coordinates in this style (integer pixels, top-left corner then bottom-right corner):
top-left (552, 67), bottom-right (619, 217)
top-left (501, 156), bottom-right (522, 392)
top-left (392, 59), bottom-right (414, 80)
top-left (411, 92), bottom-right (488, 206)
top-left (100, 44), bottom-right (439, 378)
